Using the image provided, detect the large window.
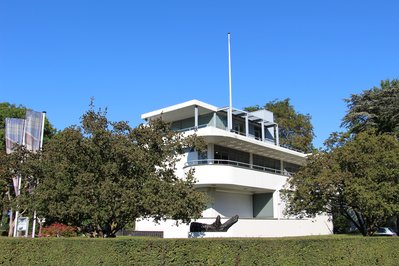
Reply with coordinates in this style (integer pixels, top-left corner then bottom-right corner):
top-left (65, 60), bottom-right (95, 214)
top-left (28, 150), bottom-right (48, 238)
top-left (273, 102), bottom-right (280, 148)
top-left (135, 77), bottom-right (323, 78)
top-left (232, 117), bottom-right (245, 135)
top-left (253, 193), bottom-right (274, 218)
top-left (171, 118), bottom-right (194, 131)
top-left (198, 113), bottom-right (213, 127)
top-left (253, 154), bottom-right (280, 171)
top-left (214, 145), bottom-right (250, 164)
top-left (249, 124), bottom-right (262, 140)
top-left (215, 112), bottom-right (227, 130)
top-left (170, 113), bottom-right (213, 131)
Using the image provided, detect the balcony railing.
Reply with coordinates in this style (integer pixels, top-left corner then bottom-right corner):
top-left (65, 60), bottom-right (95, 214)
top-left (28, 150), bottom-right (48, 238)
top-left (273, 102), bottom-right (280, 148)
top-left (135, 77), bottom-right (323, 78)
top-left (177, 125), bottom-right (278, 145)
top-left (176, 124), bottom-right (208, 132)
top-left (184, 159), bottom-right (292, 176)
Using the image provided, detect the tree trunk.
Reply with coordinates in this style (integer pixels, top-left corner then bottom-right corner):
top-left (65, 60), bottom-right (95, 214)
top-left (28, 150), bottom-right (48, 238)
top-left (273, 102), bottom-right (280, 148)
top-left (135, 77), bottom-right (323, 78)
top-left (8, 210), bottom-right (14, 237)
top-left (342, 208), bottom-right (367, 236)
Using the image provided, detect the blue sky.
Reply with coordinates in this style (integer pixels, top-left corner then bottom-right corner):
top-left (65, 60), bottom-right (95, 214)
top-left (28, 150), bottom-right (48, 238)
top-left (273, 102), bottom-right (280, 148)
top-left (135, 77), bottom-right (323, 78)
top-left (1, 1), bottom-right (398, 148)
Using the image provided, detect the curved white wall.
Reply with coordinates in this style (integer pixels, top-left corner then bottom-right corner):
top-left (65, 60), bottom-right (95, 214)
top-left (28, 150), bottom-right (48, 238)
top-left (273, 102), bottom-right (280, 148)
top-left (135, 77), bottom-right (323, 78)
top-left (186, 164), bottom-right (287, 191)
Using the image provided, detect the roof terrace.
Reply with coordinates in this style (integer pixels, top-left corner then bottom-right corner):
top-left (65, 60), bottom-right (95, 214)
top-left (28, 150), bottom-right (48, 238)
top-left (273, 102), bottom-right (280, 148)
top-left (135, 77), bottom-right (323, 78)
top-left (142, 100), bottom-right (280, 146)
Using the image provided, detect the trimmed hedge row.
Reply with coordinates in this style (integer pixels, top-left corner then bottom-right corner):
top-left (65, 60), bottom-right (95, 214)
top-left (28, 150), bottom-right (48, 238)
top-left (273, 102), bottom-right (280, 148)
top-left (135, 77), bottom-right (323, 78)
top-left (0, 236), bottom-right (398, 265)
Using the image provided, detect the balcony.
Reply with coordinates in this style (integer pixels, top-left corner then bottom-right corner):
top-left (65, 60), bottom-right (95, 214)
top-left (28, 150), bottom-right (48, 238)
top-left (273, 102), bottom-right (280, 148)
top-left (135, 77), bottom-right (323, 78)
top-left (184, 159), bottom-right (292, 177)
top-left (178, 124), bottom-right (278, 146)
top-left (183, 160), bottom-right (288, 192)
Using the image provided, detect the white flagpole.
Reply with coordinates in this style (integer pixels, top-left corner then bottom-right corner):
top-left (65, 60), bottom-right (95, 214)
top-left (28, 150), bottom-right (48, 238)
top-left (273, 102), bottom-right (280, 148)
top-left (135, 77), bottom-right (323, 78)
top-left (228, 33), bottom-right (233, 131)
top-left (39, 112), bottom-right (46, 150)
top-left (13, 120), bottom-right (26, 237)
top-left (31, 111), bottom-right (46, 238)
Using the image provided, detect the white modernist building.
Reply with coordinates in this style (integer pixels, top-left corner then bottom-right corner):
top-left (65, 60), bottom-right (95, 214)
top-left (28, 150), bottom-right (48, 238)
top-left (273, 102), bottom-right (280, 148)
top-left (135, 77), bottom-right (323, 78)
top-left (136, 99), bottom-right (332, 238)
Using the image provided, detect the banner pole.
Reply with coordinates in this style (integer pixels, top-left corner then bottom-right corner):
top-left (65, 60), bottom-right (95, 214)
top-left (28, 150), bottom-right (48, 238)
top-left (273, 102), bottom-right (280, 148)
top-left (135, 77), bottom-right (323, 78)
top-left (31, 111), bottom-right (46, 238)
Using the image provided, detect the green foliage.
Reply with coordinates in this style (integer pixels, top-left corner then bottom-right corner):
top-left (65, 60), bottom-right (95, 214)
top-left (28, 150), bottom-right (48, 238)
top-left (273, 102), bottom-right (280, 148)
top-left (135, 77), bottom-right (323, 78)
top-left (332, 212), bottom-right (353, 234)
top-left (0, 236), bottom-right (398, 265)
top-left (343, 79), bottom-right (399, 135)
top-left (0, 146), bottom-right (41, 219)
top-left (285, 80), bottom-right (399, 235)
top-left (21, 104), bottom-right (207, 237)
top-left (283, 130), bottom-right (399, 236)
top-left (245, 98), bottom-right (314, 153)
top-left (242, 105), bottom-right (261, 112)
top-left (340, 79), bottom-right (399, 234)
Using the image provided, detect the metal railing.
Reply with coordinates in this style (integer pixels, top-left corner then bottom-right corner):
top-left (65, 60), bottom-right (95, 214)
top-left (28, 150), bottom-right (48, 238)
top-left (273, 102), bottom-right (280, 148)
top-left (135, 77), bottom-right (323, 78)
top-left (280, 144), bottom-right (306, 153)
top-left (184, 159), bottom-right (292, 176)
top-left (175, 125), bottom-right (304, 153)
top-left (178, 125), bottom-right (278, 144)
top-left (230, 130), bottom-right (275, 144)
top-left (176, 124), bottom-right (208, 132)
top-left (230, 129), bottom-right (247, 136)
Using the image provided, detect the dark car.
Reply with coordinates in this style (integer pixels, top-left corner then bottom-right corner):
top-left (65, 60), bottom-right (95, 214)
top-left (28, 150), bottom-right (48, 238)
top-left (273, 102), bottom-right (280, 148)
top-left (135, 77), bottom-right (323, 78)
top-left (373, 227), bottom-right (397, 236)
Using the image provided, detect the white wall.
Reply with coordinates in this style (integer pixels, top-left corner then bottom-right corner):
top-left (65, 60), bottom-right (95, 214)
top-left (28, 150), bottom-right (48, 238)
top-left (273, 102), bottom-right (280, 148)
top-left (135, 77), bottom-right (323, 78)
top-left (188, 164), bottom-right (287, 191)
top-left (203, 190), bottom-right (253, 218)
top-left (135, 215), bottom-right (333, 238)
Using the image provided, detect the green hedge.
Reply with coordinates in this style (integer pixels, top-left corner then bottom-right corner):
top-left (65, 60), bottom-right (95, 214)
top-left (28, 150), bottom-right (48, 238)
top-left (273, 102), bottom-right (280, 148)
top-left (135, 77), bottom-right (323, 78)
top-left (0, 236), bottom-right (398, 265)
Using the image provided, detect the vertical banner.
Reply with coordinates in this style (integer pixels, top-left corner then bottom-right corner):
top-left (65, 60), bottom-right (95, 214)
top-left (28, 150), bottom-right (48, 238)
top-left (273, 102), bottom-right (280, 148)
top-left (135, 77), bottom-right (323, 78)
top-left (5, 118), bottom-right (26, 196)
top-left (5, 118), bottom-right (25, 154)
top-left (24, 110), bottom-right (44, 152)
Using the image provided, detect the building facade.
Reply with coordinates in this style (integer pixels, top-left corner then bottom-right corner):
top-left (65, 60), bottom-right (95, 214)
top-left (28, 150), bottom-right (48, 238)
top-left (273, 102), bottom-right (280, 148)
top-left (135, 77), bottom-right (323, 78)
top-left (135, 100), bottom-right (332, 238)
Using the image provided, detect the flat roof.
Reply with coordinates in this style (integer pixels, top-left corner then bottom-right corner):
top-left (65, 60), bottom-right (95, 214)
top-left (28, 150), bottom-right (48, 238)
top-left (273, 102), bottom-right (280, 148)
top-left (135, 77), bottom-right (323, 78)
top-left (141, 100), bottom-right (218, 122)
top-left (141, 99), bottom-right (275, 124)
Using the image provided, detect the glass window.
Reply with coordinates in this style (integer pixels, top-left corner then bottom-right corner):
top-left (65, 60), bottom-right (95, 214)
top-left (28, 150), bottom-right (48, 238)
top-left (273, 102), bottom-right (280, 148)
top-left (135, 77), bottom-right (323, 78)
top-left (215, 112), bottom-right (228, 130)
top-left (214, 145), bottom-right (249, 164)
top-left (253, 154), bottom-right (280, 171)
top-left (198, 150), bottom-right (208, 164)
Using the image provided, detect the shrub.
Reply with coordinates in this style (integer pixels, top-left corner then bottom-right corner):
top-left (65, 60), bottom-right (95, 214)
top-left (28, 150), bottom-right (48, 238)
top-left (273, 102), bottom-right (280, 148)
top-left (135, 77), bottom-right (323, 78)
top-left (0, 236), bottom-right (398, 265)
top-left (40, 223), bottom-right (77, 237)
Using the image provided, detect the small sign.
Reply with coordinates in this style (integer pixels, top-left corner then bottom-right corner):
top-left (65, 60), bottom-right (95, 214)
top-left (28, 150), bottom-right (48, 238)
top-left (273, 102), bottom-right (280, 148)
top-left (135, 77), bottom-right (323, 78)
top-left (17, 217), bottom-right (29, 232)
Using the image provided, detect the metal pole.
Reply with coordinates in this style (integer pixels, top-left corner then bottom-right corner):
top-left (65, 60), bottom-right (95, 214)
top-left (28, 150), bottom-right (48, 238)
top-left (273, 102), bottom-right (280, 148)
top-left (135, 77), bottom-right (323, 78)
top-left (275, 124), bottom-right (280, 146)
top-left (31, 111), bottom-right (46, 238)
top-left (13, 120), bottom-right (25, 237)
top-left (39, 112), bottom-right (46, 150)
top-left (245, 114), bottom-right (249, 137)
top-left (31, 211), bottom-right (37, 238)
top-left (228, 33), bottom-right (233, 131)
top-left (13, 203), bottom-right (19, 237)
top-left (194, 106), bottom-right (198, 129)
top-left (13, 174), bottom-right (22, 237)
top-left (13, 117), bottom-right (26, 237)
top-left (261, 121), bottom-right (265, 142)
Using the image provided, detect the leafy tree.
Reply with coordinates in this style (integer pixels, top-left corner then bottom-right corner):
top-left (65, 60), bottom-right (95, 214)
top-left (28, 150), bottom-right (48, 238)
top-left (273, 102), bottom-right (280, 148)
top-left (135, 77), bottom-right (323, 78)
top-left (282, 130), bottom-right (399, 236)
top-left (22, 104), bottom-right (207, 237)
top-left (0, 145), bottom-right (40, 236)
top-left (342, 79), bottom-right (399, 135)
top-left (245, 98), bottom-right (314, 153)
top-left (342, 79), bottom-right (399, 233)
